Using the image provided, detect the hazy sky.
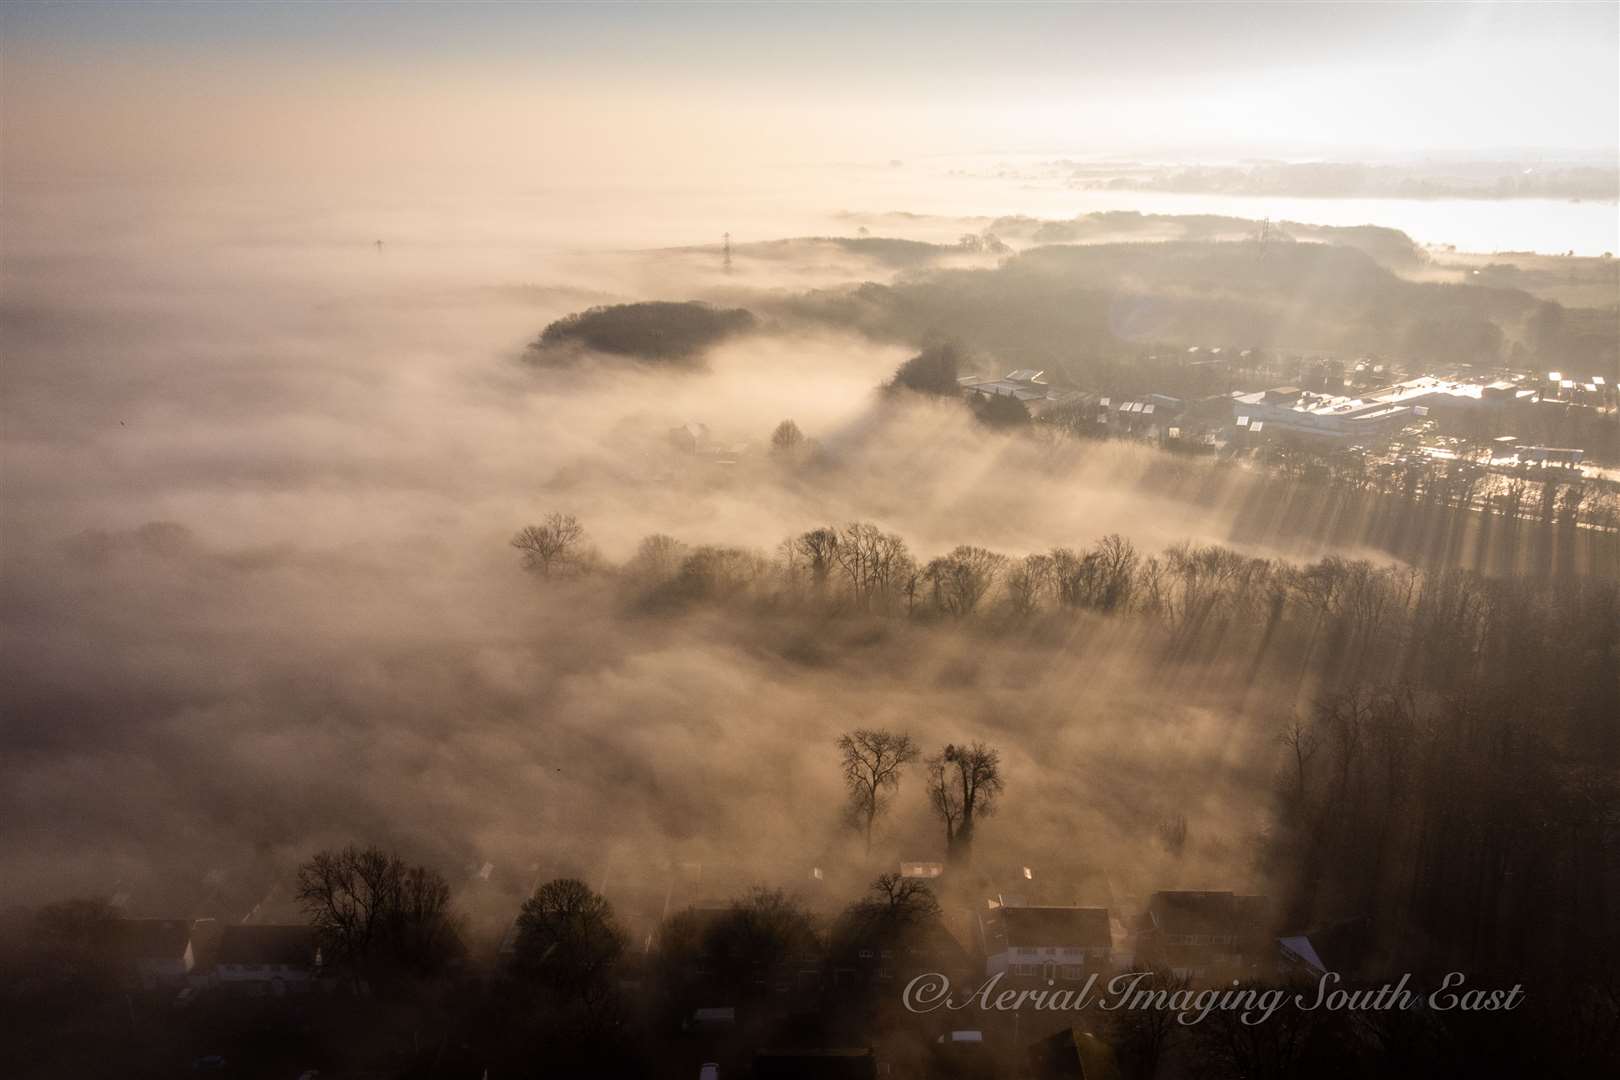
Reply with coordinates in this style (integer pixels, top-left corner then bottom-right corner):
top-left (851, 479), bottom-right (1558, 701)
top-left (4, 1), bottom-right (1617, 184)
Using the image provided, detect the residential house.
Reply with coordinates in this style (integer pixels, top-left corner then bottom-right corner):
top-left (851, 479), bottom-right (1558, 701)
top-left (1277, 915), bottom-right (1373, 981)
top-left (213, 924), bottom-right (323, 994)
top-left (1136, 891), bottom-right (1271, 982)
top-left (898, 861), bottom-right (944, 881)
top-left (979, 904), bottom-right (1112, 983)
top-left (831, 916), bottom-right (974, 991)
top-left (112, 919), bottom-right (195, 990)
top-left (974, 860), bottom-right (1113, 910)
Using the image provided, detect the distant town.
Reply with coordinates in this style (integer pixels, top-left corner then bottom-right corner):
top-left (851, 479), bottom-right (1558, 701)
top-left (980, 347), bottom-right (1611, 467)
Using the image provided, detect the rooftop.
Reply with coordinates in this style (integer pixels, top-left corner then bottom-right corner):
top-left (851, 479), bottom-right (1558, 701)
top-left (216, 924), bottom-right (319, 967)
top-left (1236, 375), bottom-right (1524, 422)
top-left (984, 905), bottom-right (1112, 951)
top-left (113, 919), bottom-right (192, 962)
top-left (959, 369), bottom-right (1069, 404)
top-left (1147, 890), bottom-right (1268, 936)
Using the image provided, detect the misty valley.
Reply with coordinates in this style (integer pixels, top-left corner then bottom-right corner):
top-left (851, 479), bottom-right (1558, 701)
top-left (4, 182), bottom-right (1616, 1080)
top-left (3, 2), bottom-right (1620, 1070)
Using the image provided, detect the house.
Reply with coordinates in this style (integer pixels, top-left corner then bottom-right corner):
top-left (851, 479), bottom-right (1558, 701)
top-left (960, 369), bottom-right (1055, 403)
top-left (669, 421), bottom-right (712, 453)
top-left (1108, 394), bottom-right (1186, 436)
top-left (898, 861), bottom-right (944, 880)
top-left (112, 919), bottom-right (195, 989)
top-left (979, 904), bottom-right (1112, 982)
top-left (831, 917), bottom-right (975, 990)
top-left (1277, 915), bottom-right (1373, 980)
top-left (1232, 386), bottom-right (1413, 443)
top-left (186, 918), bottom-right (224, 988)
top-left (1107, 913), bottom-right (1137, 971)
top-left (213, 924), bottom-right (322, 994)
top-left (667, 421), bottom-right (749, 464)
top-left (1231, 376), bottom-right (1529, 445)
top-left (975, 860), bottom-right (1113, 910)
top-left (1136, 891), bottom-right (1271, 982)
top-left (959, 370), bottom-right (1085, 413)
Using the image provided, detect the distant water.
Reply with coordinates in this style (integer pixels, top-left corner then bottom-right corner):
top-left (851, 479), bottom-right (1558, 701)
top-left (7, 170), bottom-right (1615, 264)
top-left (1041, 190), bottom-right (1620, 257)
top-left (806, 165), bottom-right (1620, 256)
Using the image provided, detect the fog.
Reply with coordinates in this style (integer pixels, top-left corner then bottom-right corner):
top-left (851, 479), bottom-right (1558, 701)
top-left (4, 173), bottom-right (1349, 935)
top-left (0, 5), bottom-right (1615, 1077)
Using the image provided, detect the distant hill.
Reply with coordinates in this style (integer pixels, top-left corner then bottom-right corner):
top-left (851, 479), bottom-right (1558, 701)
top-left (985, 211), bottom-right (1425, 267)
top-left (741, 236), bottom-right (954, 268)
top-left (527, 301), bottom-right (757, 365)
top-left (767, 239), bottom-right (1608, 374)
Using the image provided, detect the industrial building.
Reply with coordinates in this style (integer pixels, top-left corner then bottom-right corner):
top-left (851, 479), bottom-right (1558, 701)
top-left (1232, 376), bottom-right (1528, 444)
top-left (958, 370), bottom-right (1085, 410)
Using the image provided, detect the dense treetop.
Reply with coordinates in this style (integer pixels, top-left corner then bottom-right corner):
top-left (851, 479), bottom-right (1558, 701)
top-left (528, 300), bottom-right (757, 365)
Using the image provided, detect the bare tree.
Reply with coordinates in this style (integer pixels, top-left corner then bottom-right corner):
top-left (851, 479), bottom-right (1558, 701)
top-left (675, 544), bottom-right (771, 603)
top-left (1135, 554), bottom-right (1167, 617)
top-left (1049, 536), bottom-right (1136, 612)
top-left (1279, 713), bottom-right (1319, 804)
top-left (770, 418), bottom-right (805, 455)
top-left (1107, 966), bottom-right (1191, 1080)
top-left (837, 728), bottom-right (921, 855)
top-left (900, 561), bottom-right (923, 615)
top-left (926, 741), bottom-right (1004, 862)
top-left (1004, 553), bottom-right (1055, 617)
top-left (296, 845), bottom-right (463, 983)
top-left (923, 545), bottom-right (1007, 617)
top-left (833, 523), bottom-right (913, 612)
top-left (513, 878), bottom-right (623, 1002)
top-left (854, 872), bottom-right (941, 925)
top-left (1090, 533), bottom-right (1139, 612)
top-left (1050, 547), bottom-right (1086, 608)
top-left (697, 887), bottom-right (819, 994)
top-left (836, 874), bottom-right (943, 957)
top-left (927, 755), bottom-right (963, 854)
top-left (510, 513), bottom-right (586, 577)
top-left (794, 526), bottom-right (840, 595)
top-left (626, 533), bottom-right (688, 584)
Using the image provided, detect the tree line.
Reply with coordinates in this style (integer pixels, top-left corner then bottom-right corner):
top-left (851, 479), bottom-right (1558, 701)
top-left (511, 513), bottom-right (1617, 684)
top-left (510, 513), bottom-right (1619, 1001)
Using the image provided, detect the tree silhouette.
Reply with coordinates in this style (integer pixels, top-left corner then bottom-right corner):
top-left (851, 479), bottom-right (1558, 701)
top-left (512, 878), bottom-right (623, 1003)
top-left (770, 419), bottom-right (805, 456)
top-left (511, 513), bottom-right (586, 577)
top-left (837, 729), bottom-right (920, 855)
top-left (927, 741), bottom-right (1004, 863)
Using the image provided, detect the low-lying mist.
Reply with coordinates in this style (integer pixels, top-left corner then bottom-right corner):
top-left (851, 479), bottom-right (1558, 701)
top-left (0, 183), bottom-right (1593, 941)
